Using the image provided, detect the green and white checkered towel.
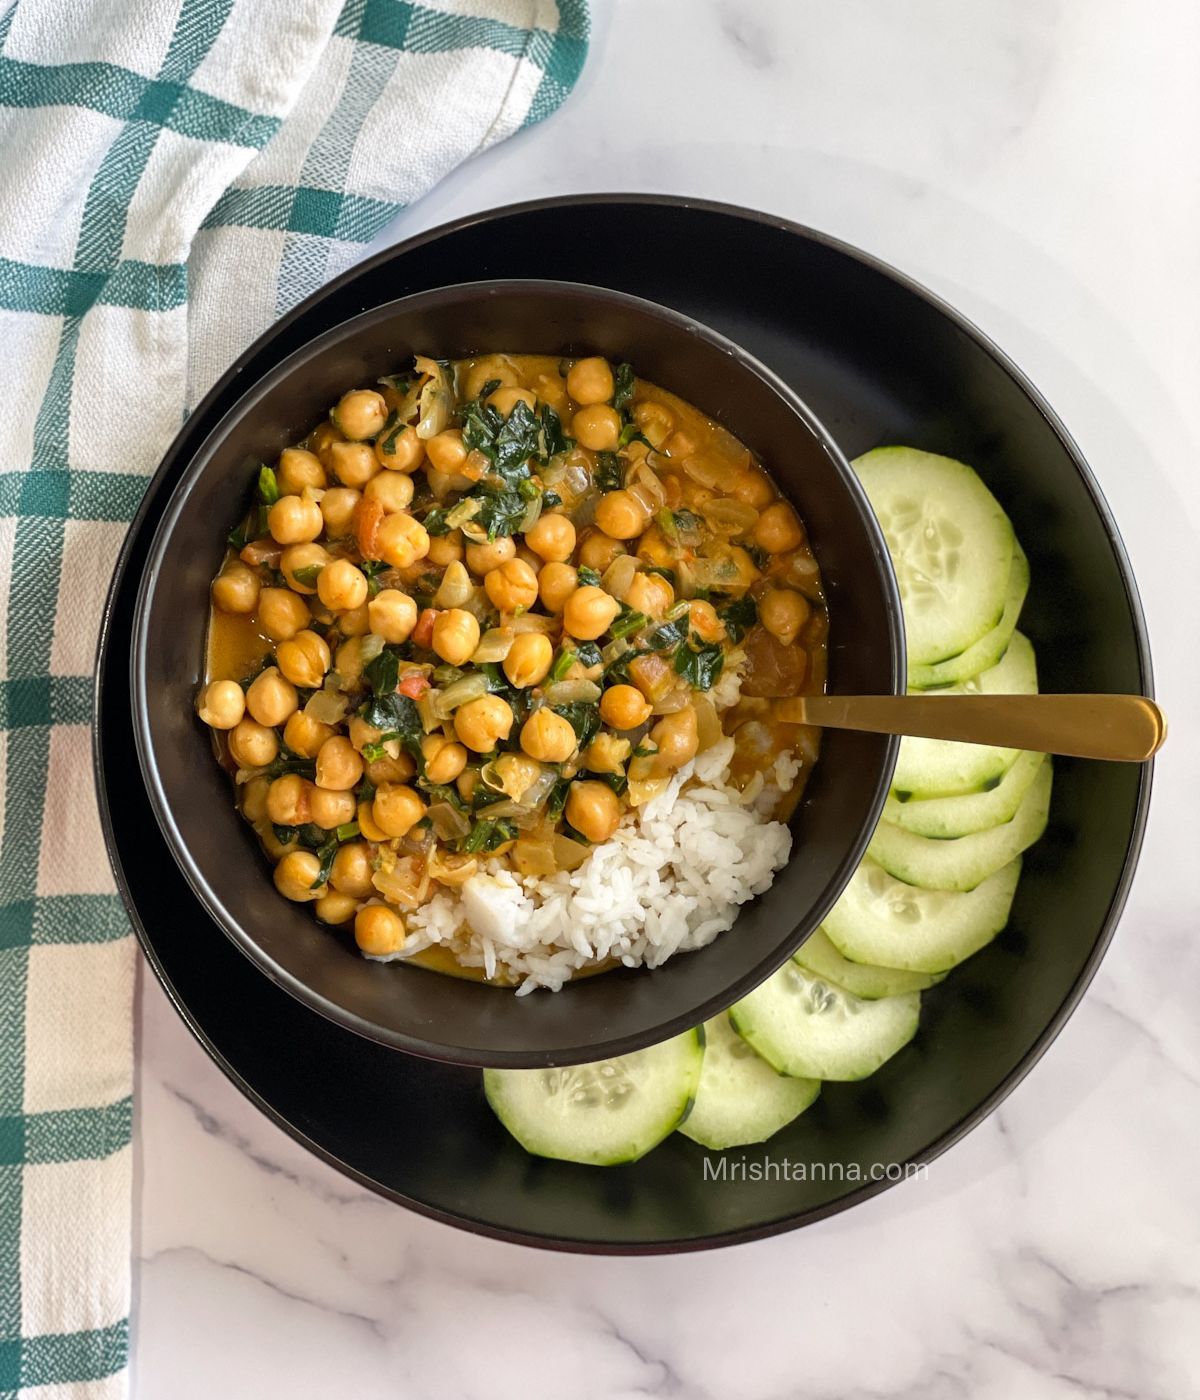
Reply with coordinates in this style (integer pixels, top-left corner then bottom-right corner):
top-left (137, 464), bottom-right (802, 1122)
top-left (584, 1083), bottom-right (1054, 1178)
top-left (0, 0), bottom-right (586, 1393)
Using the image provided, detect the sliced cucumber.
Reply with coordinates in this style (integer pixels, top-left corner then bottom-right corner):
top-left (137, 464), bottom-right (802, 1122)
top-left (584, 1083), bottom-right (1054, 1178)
top-left (908, 546), bottom-right (1030, 688)
top-left (679, 1015), bottom-right (819, 1151)
top-left (892, 632), bottom-right (1039, 798)
top-left (731, 965), bottom-right (920, 1081)
top-left (871, 761), bottom-right (1051, 892)
top-left (884, 749), bottom-right (1046, 839)
top-left (824, 856), bottom-right (1022, 973)
top-left (793, 928), bottom-right (942, 999)
top-left (852, 447), bottom-right (1015, 666)
top-left (484, 1029), bottom-right (704, 1166)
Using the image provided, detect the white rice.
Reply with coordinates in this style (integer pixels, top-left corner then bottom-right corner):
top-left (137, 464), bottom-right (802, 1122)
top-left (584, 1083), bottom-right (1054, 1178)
top-left (392, 737), bottom-right (800, 994)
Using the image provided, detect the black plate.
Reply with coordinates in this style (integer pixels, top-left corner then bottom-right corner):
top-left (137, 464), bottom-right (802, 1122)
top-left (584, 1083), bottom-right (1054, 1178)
top-left (95, 196), bottom-right (1152, 1252)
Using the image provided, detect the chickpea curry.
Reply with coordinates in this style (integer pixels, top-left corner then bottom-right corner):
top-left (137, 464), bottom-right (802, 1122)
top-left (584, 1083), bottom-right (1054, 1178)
top-left (198, 353), bottom-right (827, 972)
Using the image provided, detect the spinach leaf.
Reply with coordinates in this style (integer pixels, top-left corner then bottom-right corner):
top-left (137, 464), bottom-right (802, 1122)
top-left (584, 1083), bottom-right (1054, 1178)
top-left (539, 403), bottom-right (572, 458)
top-left (598, 770), bottom-right (629, 797)
top-left (266, 752), bottom-right (316, 780)
top-left (577, 565), bottom-right (602, 587)
top-left (618, 422), bottom-right (651, 450)
top-left (542, 489), bottom-right (562, 509)
top-left (642, 617), bottom-right (688, 652)
top-left (613, 362), bottom-right (635, 416)
top-left (719, 595), bottom-right (758, 643)
top-left (549, 647), bottom-right (577, 683)
top-left (575, 641), bottom-right (603, 668)
top-left (673, 639), bottom-right (725, 691)
top-left (336, 821), bottom-right (360, 842)
top-left (256, 465), bottom-right (279, 505)
top-left (609, 605), bottom-right (648, 640)
top-left (363, 647), bottom-right (399, 698)
top-left (475, 487), bottom-right (527, 540)
top-left (492, 398), bottom-right (542, 481)
top-left (462, 817), bottom-right (517, 854)
top-left (460, 389), bottom-right (504, 456)
top-left (594, 452), bottom-right (623, 492)
top-left (361, 689), bottom-right (423, 739)
top-left (311, 837), bottom-right (338, 889)
top-left (546, 777), bottom-right (571, 822)
top-left (421, 505), bottom-right (452, 536)
top-left (553, 701), bottom-right (602, 751)
top-left (645, 565), bottom-right (676, 586)
top-left (291, 563), bottom-right (323, 589)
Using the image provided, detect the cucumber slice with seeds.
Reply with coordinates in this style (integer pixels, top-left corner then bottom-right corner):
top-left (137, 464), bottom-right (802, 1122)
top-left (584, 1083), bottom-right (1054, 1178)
top-left (892, 632), bottom-right (1039, 798)
top-left (909, 546), bottom-right (1030, 688)
top-left (884, 749), bottom-right (1046, 839)
top-left (484, 1029), bottom-right (704, 1166)
top-left (852, 447), bottom-right (1014, 666)
top-left (824, 856), bottom-right (1022, 973)
top-left (793, 928), bottom-right (942, 999)
top-left (731, 965), bottom-right (920, 1081)
top-left (679, 1015), bottom-right (819, 1150)
top-left (870, 761), bottom-right (1051, 892)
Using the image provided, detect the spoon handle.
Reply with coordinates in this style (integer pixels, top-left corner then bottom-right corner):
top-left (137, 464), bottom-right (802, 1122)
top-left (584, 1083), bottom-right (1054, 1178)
top-left (780, 693), bottom-right (1166, 762)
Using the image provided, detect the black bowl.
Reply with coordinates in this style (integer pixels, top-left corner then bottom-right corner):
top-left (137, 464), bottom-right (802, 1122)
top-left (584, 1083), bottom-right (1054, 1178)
top-left (130, 279), bottom-right (903, 1069)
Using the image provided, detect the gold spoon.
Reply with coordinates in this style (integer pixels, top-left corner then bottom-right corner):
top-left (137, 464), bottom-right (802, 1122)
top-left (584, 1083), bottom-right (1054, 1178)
top-left (774, 693), bottom-right (1166, 762)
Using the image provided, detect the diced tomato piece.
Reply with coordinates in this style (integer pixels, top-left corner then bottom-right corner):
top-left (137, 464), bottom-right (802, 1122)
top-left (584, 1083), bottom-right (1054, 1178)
top-left (412, 607), bottom-right (438, 650)
top-left (398, 673), bottom-right (430, 699)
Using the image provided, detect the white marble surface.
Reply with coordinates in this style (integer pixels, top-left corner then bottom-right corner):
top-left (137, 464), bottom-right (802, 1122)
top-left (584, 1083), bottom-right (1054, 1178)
top-left (132, 3), bottom-right (1200, 1396)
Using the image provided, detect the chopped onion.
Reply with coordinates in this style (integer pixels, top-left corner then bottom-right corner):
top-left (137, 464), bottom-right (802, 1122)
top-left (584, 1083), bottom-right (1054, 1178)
top-left (693, 694), bottom-right (723, 751)
top-left (415, 693), bottom-right (442, 732)
top-left (601, 636), bottom-right (630, 667)
top-left (428, 850), bottom-right (478, 886)
top-left (446, 496), bottom-right (482, 529)
top-left (600, 552), bottom-right (637, 601)
top-left (681, 455), bottom-right (723, 489)
top-left (413, 356), bottom-right (454, 439)
top-left (471, 627), bottom-right (515, 664)
top-left (629, 461), bottom-right (666, 507)
top-left (701, 498), bottom-right (759, 535)
top-left (434, 560), bottom-right (472, 608)
top-left (627, 776), bottom-right (670, 807)
top-left (509, 611), bottom-right (557, 634)
top-left (436, 673), bottom-right (490, 714)
top-left (542, 679), bottom-right (601, 705)
top-left (358, 633), bottom-right (385, 663)
top-left (426, 802), bottom-right (470, 842)
top-left (650, 682), bottom-right (692, 715)
top-left (552, 833), bottom-right (592, 872)
top-left (519, 491), bottom-right (543, 535)
top-left (518, 766), bottom-right (558, 809)
top-left (511, 838), bottom-right (557, 877)
top-left (304, 689), bottom-right (349, 725)
top-left (371, 856), bottom-right (429, 909)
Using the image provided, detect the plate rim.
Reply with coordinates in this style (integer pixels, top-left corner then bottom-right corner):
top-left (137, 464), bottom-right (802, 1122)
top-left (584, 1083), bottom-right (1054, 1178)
top-left (93, 193), bottom-right (1155, 1253)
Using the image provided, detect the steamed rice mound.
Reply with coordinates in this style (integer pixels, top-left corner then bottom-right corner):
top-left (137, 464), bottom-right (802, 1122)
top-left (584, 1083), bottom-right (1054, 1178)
top-left (376, 738), bottom-right (800, 993)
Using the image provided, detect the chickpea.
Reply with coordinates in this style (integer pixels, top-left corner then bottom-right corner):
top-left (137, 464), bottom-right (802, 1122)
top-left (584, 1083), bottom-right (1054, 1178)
top-left (316, 486), bottom-right (359, 538)
top-left (355, 903), bottom-right (406, 956)
top-left (462, 355), bottom-right (521, 399)
top-left (229, 717), bottom-right (279, 768)
top-left (563, 585), bottom-right (620, 641)
top-left (283, 710), bottom-right (334, 759)
top-left (375, 511), bottom-right (430, 568)
top-left (519, 708), bottom-right (577, 763)
top-left (315, 891), bottom-right (359, 925)
top-left (367, 588), bottom-right (417, 644)
top-left (731, 466), bottom-right (774, 509)
top-left (427, 529), bottom-right (464, 566)
top-left (266, 773), bottom-right (313, 826)
top-left (503, 632), bottom-right (553, 688)
top-left (625, 570), bottom-right (673, 618)
top-left (487, 385), bottom-right (537, 415)
top-left (197, 679), bottom-right (245, 730)
top-left (335, 636), bottom-right (367, 685)
top-left (261, 825), bottom-right (300, 860)
top-left (274, 850), bottom-right (326, 902)
top-left (331, 842), bottom-right (374, 898)
top-left (754, 500), bottom-right (805, 554)
top-left (276, 630), bottom-right (331, 689)
top-left (454, 694), bottom-right (514, 753)
top-left (240, 774), bottom-right (271, 822)
top-left (634, 524), bottom-right (674, 570)
top-left (566, 356), bottom-right (614, 406)
top-left (277, 447), bottom-right (326, 495)
top-left (537, 561), bottom-right (578, 614)
top-left (425, 429), bottom-right (467, 475)
top-left (310, 786), bottom-right (356, 829)
top-left (357, 800), bottom-right (388, 842)
top-left (363, 469), bottom-right (414, 513)
top-left (371, 783), bottom-right (426, 839)
top-left (572, 403), bottom-right (621, 451)
top-left (583, 733), bottom-right (631, 774)
top-left (315, 558), bottom-right (367, 613)
top-left (256, 587), bottom-right (309, 641)
top-left (759, 588), bottom-right (811, 646)
top-left (309, 421), bottom-right (342, 457)
top-left (432, 608), bottom-right (481, 666)
top-left (577, 529), bottom-right (626, 573)
top-left (338, 601), bottom-right (370, 636)
top-left (632, 400), bottom-right (675, 448)
top-left (594, 489), bottom-right (649, 541)
top-left (316, 735), bottom-right (364, 791)
top-left (465, 536), bottom-right (515, 576)
top-left (333, 388), bottom-right (388, 441)
top-left (651, 705), bottom-right (699, 770)
top-left (267, 493), bottom-right (323, 546)
top-left (484, 558), bottom-right (538, 614)
top-left (688, 599), bottom-right (726, 643)
top-left (532, 370), bottom-right (568, 412)
top-left (211, 560), bottom-right (260, 614)
top-left (456, 767), bottom-right (481, 804)
top-left (514, 542), bottom-right (542, 575)
top-left (326, 440), bottom-right (379, 488)
top-left (280, 542), bottom-right (330, 594)
top-left (524, 511), bottom-right (576, 563)
top-left (566, 781), bottom-right (622, 843)
top-left (375, 423), bottom-right (424, 473)
top-left (366, 752), bottom-right (416, 785)
top-left (421, 734), bottom-right (468, 785)
top-left (246, 666), bottom-right (298, 727)
top-left (599, 684), bottom-right (653, 731)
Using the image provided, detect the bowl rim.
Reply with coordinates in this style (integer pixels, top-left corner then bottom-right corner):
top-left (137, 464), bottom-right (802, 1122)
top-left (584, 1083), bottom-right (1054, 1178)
top-left (127, 274), bottom-right (905, 1066)
top-left (93, 194), bottom-right (1155, 1250)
